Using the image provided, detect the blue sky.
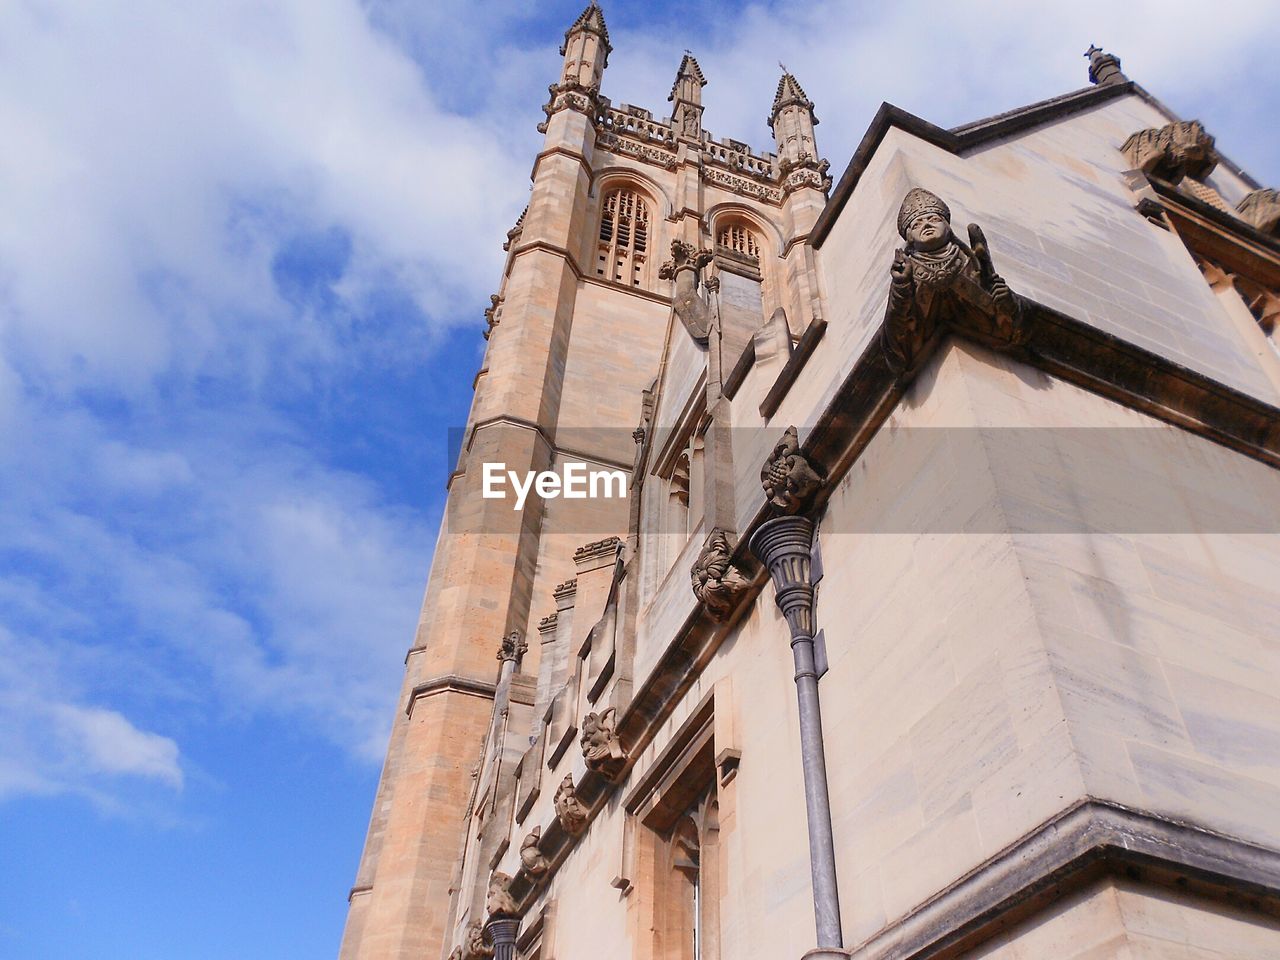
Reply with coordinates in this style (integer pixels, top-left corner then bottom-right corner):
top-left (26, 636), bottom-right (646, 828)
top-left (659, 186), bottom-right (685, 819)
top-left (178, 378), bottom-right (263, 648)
top-left (0, 2), bottom-right (1277, 958)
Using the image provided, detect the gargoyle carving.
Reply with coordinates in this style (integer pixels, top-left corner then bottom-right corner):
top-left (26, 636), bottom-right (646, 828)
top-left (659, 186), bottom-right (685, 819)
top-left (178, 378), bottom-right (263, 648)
top-left (486, 872), bottom-right (518, 920)
top-left (496, 631), bottom-right (528, 663)
top-left (519, 827), bottom-right (549, 876)
top-left (691, 529), bottom-right (749, 621)
top-left (1121, 120), bottom-right (1218, 183)
top-left (580, 707), bottom-right (627, 780)
top-left (660, 240), bottom-right (716, 340)
top-left (761, 426), bottom-right (822, 514)
top-left (881, 187), bottom-right (1024, 378)
top-left (463, 921), bottom-right (493, 960)
top-left (553, 773), bottom-right (589, 835)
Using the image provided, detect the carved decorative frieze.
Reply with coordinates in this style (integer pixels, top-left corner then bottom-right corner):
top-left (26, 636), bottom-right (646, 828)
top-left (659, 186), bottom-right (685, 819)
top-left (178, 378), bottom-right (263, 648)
top-left (537, 613), bottom-right (558, 633)
top-left (761, 426), bottom-right (822, 515)
top-left (690, 529), bottom-right (749, 621)
top-left (1238, 188), bottom-right (1280, 237)
top-left (881, 187), bottom-right (1025, 378)
top-left (497, 631), bottom-right (528, 663)
top-left (701, 167), bottom-right (784, 204)
top-left (552, 578), bottom-right (577, 601)
top-left (553, 774), bottom-right (588, 835)
top-left (781, 160), bottom-right (832, 196)
top-left (595, 130), bottom-right (678, 170)
top-left (580, 707), bottom-right (628, 780)
top-left (486, 872), bottom-right (519, 920)
top-left (1121, 120), bottom-right (1218, 183)
top-left (537, 78), bottom-right (601, 133)
top-left (520, 827), bottom-right (549, 876)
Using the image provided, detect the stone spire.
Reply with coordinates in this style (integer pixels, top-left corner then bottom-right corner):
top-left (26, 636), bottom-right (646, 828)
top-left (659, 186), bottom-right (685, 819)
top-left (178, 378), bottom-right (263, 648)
top-left (559, 2), bottom-right (610, 93)
top-left (541, 3), bottom-right (611, 133)
top-left (770, 70), bottom-right (819, 169)
top-left (770, 69), bottom-right (829, 196)
top-left (669, 52), bottom-right (707, 141)
top-left (1085, 44), bottom-right (1127, 86)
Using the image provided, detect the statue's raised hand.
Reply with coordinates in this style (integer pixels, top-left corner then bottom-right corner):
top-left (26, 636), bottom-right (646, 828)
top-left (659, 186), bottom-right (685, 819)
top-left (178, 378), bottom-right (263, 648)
top-left (890, 249), bottom-right (913, 285)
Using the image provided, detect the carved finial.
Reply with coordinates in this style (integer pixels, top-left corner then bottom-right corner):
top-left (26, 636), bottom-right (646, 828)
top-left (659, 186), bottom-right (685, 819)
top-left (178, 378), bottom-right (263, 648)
top-left (554, 774), bottom-right (589, 835)
top-left (761, 427), bottom-right (822, 515)
top-left (496, 631), bottom-right (528, 664)
top-left (486, 872), bottom-right (519, 920)
top-left (691, 529), bottom-right (750, 621)
top-left (520, 827), bottom-right (549, 876)
top-left (580, 707), bottom-right (628, 780)
top-left (1085, 44), bottom-right (1126, 86)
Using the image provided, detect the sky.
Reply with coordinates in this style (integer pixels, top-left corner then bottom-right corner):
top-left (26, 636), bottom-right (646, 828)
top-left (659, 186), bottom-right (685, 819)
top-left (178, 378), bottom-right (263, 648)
top-left (0, 1), bottom-right (1277, 958)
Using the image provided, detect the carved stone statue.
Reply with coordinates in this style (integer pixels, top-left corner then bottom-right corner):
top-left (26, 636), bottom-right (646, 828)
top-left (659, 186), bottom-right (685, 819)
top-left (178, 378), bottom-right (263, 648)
top-left (519, 827), bottom-right (549, 876)
top-left (486, 872), bottom-right (519, 920)
top-left (1121, 120), bottom-right (1217, 183)
top-left (462, 921), bottom-right (493, 960)
top-left (660, 240), bottom-right (716, 339)
top-left (881, 187), bottom-right (1023, 377)
top-left (691, 529), bottom-right (749, 621)
top-left (553, 773), bottom-right (588, 835)
top-left (579, 707), bottom-right (628, 780)
top-left (1238, 188), bottom-right (1280, 237)
top-left (496, 631), bottom-right (527, 663)
top-left (761, 426), bottom-right (822, 514)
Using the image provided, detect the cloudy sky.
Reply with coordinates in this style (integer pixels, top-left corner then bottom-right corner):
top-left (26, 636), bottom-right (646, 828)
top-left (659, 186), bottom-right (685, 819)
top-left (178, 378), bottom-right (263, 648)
top-left (1, 1), bottom-right (1276, 957)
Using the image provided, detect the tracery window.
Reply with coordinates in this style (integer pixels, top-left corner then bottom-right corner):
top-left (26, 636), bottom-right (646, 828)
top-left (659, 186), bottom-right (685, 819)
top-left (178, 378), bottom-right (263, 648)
top-left (597, 188), bottom-right (650, 287)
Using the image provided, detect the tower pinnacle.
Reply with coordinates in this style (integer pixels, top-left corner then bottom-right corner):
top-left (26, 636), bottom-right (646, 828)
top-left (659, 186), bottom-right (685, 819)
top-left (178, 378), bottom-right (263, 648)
top-left (541, 3), bottom-right (611, 132)
top-left (669, 53), bottom-right (707, 140)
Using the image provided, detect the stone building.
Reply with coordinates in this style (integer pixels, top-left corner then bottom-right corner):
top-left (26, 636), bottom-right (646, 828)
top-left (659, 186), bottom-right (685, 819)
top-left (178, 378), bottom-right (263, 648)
top-left (340, 10), bottom-right (1280, 960)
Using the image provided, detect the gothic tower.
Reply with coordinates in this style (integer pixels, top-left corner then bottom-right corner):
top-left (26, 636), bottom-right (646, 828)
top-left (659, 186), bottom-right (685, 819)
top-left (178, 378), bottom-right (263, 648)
top-left (344, 14), bottom-right (1280, 960)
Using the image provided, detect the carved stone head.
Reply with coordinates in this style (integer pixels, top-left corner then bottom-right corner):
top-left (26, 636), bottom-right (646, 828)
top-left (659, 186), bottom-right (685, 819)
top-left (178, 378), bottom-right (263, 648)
top-left (897, 188), bottom-right (953, 248)
top-left (486, 871), bottom-right (518, 919)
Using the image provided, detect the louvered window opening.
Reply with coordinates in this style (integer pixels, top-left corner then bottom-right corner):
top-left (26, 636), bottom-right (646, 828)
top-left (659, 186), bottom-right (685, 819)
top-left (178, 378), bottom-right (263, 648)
top-left (598, 189), bottom-right (650, 287)
top-left (717, 223), bottom-right (760, 262)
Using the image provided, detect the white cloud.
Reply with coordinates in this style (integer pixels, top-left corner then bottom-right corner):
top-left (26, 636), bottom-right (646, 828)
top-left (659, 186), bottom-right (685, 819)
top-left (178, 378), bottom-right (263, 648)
top-left (51, 704), bottom-right (184, 788)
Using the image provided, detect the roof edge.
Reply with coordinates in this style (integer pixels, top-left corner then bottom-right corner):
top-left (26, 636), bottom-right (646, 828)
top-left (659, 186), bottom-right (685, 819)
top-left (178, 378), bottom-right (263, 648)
top-left (813, 80), bottom-right (1263, 250)
top-left (814, 82), bottom-right (1139, 250)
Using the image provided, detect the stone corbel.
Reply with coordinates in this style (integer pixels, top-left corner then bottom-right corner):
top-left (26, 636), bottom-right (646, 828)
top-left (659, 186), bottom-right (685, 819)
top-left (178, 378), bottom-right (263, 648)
top-left (880, 187), bottom-right (1026, 380)
top-left (690, 528), bottom-right (750, 621)
top-left (1121, 120), bottom-right (1218, 184)
top-left (761, 426), bottom-right (823, 515)
top-left (519, 827), bottom-right (549, 876)
top-left (579, 706), bottom-right (628, 781)
top-left (659, 239), bottom-right (716, 341)
top-left (1238, 188), bottom-right (1280, 238)
top-left (553, 773), bottom-right (588, 835)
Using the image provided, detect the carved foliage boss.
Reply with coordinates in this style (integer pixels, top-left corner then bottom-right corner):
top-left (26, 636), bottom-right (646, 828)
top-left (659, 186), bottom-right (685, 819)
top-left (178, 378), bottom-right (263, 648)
top-left (690, 528), bottom-right (749, 620)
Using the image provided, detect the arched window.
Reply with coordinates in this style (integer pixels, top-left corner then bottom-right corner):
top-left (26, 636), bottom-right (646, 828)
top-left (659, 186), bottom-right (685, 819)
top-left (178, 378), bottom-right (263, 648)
top-left (598, 188), bottom-right (651, 287)
top-left (716, 220), bottom-right (760, 263)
